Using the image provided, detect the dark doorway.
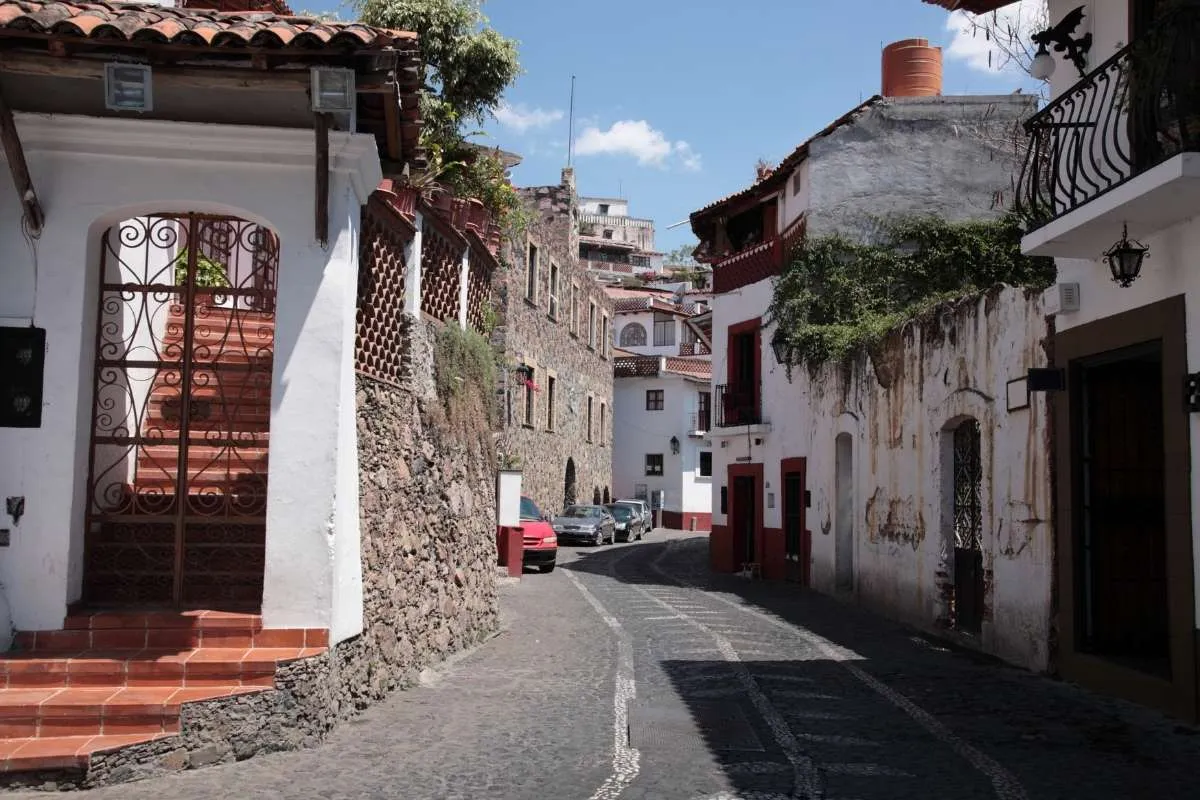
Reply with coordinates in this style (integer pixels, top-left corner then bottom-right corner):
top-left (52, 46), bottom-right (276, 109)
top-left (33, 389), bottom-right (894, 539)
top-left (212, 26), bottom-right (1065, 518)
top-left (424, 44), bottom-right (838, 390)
top-left (732, 476), bottom-right (757, 567)
top-left (783, 468), bottom-right (807, 587)
top-left (563, 458), bottom-right (577, 510)
top-left (1075, 342), bottom-right (1169, 676)
top-left (952, 419), bottom-right (984, 633)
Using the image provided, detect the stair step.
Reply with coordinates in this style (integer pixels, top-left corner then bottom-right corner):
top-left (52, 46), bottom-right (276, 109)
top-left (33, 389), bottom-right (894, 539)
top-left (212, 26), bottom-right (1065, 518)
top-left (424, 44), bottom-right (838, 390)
top-left (0, 733), bottom-right (172, 772)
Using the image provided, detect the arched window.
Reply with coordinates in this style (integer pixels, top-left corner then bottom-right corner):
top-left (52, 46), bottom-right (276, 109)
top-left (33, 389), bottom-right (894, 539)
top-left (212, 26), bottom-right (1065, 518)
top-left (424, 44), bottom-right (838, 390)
top-left (619, 323), bottom-right (647, 347)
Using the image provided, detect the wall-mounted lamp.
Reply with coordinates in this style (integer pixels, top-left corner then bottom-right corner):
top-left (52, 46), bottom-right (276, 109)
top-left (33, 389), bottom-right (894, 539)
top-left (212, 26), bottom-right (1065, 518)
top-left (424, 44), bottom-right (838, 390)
top-left (1104, 223), bottom-right (1149, 288)
top-left (669, 435), bottom-right (680, 455)
top-left (1031, 5), bottom-right (1092, 79)
top-left (770, 332), bottom-right (792, 366)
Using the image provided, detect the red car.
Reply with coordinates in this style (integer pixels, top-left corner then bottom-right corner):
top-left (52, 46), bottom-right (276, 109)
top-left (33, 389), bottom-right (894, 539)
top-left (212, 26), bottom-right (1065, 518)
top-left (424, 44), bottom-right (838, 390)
top-left (520, 496), bottom-right (557, 573)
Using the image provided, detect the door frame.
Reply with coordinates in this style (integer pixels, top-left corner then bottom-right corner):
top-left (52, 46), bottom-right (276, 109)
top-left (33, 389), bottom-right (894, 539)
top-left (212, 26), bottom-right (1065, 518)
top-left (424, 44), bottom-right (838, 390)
top-left (727, 462), bottom-right (764, 569)
top-left (1054, 294), bottom-right (1196, 719)
top-left (781, 457), bottom-right (810, 586)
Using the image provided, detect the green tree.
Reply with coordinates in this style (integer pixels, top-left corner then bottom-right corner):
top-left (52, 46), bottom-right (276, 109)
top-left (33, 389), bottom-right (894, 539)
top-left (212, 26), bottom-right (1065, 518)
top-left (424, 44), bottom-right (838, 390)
top-left (664, 243), bottom-right (698, 266)
top-left (356, 0), bottom-right (520, 151)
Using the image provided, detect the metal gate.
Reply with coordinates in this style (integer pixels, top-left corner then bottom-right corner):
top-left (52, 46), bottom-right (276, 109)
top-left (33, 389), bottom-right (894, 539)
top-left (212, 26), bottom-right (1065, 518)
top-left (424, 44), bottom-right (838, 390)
top-left (952, 419), bottom-right (984, 633)
top-left (83, 214), bottom-right (278, 608)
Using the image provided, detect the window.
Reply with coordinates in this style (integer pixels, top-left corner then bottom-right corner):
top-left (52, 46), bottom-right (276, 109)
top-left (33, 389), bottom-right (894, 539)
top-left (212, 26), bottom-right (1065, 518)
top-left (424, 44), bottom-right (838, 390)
top-left (697, 391), bottom-right (711, 432)
top-left (598, 203), bottom-right (610, 215)
top-left (601, 314), bottom-right (610, 358)
top-left (570, 282), bottom-right (579, 335)
top-left (645, 454), bottom-right (664, 476)
top-left (620, 323), bottom-right (647, 347)
top-left (588, 301), bottom-right (597, 349)
top-left (646, 389), bottom-right (664, 411)
top-left (653, 313), bottom-right (675, 347)
top-left (600, 402), bottom-right (606, 445)
top-left (523, 366), bottom-right (535, 427)
top-left (546, 375), bottom-right (556, 432)
top-left (548, 262), bottom-right (559, 319)
top-left (699, 451), bottom-right (713, 477)
top-left (526, 242), bottom-right (538, 302)
top-left (603, 229), bottom-right (614, 240)
top-left (792, 170), bottom-right (803, 196)
top-left (634, 483), bottom-right (648, 500)
top-left (586, 396), bottom-right (594, 442)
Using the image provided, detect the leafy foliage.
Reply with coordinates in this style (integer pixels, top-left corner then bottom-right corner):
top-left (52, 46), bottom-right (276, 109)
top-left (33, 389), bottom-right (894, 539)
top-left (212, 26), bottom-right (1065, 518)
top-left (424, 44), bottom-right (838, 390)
top-left (664, 243), bottom-right (699, 266)
top-left (173, 252), bottom-right (230, 289)
top-left (767, 215), bottom-right (1054, 370)
top-left (433, 321), bottom-right (498, 428)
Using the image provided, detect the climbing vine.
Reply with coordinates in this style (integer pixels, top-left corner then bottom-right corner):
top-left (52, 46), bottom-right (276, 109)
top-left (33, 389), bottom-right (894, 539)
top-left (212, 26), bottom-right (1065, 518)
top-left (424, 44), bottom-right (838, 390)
top-left (432, 322), bottom-right (498, 429)
top-left (766, 215), bottom-right (1054, 372)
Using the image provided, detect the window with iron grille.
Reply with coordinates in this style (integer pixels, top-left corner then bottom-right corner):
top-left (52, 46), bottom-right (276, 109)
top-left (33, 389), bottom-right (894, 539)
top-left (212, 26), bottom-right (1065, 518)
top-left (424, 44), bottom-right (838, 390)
top-left (953, 419), bottom-right (983, 552)
top-left (620, 323), bottom-right (647, 347)
top-left (645, 454), bottom-right (664, 476)
top-left (699, 451), bottom-right (712, 477)
top-left (646, 389), bottom-right (664, 411)
top-left (546, 375), bottom-right (556, 432)
top-left (587, 396), bottom-right (594, 442)
top-left (653, 313), bottom-right (675, 346)
top-left (523, 366), bottom-right (535, 427)
top-left (600, 402), bottom-right (606, 445)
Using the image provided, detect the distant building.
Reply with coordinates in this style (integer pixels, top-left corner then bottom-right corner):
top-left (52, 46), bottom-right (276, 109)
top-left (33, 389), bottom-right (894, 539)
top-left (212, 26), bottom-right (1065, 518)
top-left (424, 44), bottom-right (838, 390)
top-left (578, 196), bottom-right (663, 283)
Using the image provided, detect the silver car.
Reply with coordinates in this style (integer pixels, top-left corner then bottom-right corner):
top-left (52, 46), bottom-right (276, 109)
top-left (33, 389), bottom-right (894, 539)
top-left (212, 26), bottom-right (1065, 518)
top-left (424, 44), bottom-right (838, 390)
top-left (551, 505), bottom-right (616, 546)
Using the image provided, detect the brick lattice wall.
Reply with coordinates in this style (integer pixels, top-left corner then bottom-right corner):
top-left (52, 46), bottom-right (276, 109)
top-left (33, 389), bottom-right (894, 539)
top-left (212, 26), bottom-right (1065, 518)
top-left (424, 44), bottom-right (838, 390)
top-left (420, 220), bottom-right (463, 322)
top-left (356, 196), bottom-right (411, 385)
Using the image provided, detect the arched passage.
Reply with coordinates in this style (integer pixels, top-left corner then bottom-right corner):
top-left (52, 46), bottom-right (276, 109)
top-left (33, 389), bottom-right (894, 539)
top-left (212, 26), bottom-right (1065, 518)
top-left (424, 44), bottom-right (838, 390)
top-left (563, 458), bottom-right (577, 510)
top-left (83, 212), bottom-right (279, 609)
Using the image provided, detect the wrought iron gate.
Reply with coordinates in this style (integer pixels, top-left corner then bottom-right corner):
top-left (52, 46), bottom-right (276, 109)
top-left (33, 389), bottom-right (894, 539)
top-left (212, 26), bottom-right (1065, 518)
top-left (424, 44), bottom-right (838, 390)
top-left (83, 214), bottom-right (278, 608)
top-left (952, 419), bottom-right (984, 633)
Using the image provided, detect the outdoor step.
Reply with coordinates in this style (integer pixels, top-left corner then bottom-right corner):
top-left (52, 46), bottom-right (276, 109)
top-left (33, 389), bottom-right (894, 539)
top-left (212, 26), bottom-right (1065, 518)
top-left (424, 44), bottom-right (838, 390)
top-left (0, 733), bottom-right (173, 772)
top-left (137, 445), bottom-right (269, 470)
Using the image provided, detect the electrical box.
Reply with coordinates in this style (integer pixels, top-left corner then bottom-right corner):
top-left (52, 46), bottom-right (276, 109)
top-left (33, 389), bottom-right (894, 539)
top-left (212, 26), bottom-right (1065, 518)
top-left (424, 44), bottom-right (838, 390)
top-left (0, 327), bottom-right (45, 428)
top-left (105, 63), bottom-right (153, 112)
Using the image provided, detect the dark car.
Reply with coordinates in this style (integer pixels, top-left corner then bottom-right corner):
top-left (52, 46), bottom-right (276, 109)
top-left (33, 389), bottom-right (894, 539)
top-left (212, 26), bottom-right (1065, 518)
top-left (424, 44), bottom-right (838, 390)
top-left (605, 503), bottom-right (644, 543)
top-left (551, 504), bottom-right (615, 546)
top-left (519, 496), bottom-right (557, 573)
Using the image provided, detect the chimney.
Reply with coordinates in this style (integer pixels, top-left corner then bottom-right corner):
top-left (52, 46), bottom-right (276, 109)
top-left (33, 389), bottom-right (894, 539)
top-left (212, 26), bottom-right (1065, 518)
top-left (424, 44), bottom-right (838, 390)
top-left (561, 166), bottom-right (576, 192)
top-left (881, 38), bottom-right (943, 98)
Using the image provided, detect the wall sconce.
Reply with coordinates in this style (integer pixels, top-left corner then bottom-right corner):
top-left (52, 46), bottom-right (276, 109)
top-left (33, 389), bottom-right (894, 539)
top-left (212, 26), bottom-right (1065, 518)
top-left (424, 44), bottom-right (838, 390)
top-left (1104, 223), bottom-right (1149, 288)
top-left (670, 435), bottom-right (680, 455)
top-left (770, 332), bottom-right (792, 366)
top-left (1031, 5), bottom-right (1092, 79)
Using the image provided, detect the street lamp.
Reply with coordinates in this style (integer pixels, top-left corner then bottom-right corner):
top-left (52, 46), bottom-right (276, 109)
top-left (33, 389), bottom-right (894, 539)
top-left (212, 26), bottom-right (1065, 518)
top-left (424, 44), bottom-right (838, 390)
top-left (1103, 223), bottom-right (1149, 288)
top-left (669, 435), bottom-right (680, 455)
top-left (770, 332), bottom-right (792, 366)
top-left (1030, 42), bottom-right (1056, 81)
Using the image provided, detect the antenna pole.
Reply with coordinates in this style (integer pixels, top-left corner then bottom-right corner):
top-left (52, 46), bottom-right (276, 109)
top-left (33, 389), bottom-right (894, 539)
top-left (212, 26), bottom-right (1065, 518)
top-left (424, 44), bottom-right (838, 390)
top-left (567, 75), bottom-right (576, 166)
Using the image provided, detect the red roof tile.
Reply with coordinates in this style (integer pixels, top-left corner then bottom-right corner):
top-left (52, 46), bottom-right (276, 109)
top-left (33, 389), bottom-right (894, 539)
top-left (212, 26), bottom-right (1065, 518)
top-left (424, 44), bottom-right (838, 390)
top-left (922, 0), bottom-right (1018, 12)
top-left (0, 0), bottom-right (416, 51)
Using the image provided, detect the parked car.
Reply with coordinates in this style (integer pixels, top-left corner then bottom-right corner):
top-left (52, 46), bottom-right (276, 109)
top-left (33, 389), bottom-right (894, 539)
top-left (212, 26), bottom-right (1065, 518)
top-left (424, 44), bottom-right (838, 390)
top-left (519, 496), bottom-right (557, 573)
top-left (606, 503), bottom-right (644, 542)
top-left (552, 504), bottom-right (615, 546)
top-left (614, 499), bottom-right (652, 531)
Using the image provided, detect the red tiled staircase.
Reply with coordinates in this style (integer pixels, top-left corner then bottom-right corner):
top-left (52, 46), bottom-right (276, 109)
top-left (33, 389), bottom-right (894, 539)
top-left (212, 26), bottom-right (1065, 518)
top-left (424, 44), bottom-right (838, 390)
top-left (0, 611), bottom-right (327, 774)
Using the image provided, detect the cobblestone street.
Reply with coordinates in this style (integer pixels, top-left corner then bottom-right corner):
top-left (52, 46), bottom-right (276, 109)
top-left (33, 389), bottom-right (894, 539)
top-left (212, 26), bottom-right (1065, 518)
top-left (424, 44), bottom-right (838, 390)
top-left (22, 532), bottom-right (1200, 800)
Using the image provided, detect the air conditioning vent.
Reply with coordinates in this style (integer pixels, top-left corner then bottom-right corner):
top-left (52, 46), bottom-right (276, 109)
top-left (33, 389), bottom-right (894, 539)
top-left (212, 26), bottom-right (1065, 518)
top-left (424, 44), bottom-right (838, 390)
top-left (1058, 282), bottom-right (1080, 313)
top-left (105, 63), bottom-right (152, 113)
top-left (310, 67), bottom-right (355, 113)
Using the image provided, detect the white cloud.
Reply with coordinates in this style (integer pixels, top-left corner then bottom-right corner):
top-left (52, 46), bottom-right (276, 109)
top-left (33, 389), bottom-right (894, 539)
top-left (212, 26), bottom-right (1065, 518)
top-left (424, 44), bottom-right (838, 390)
top-left (493, 103), bottom-right (565, 134)
top-left (944, 0), bottom-right (1047, 75)
top-left (573, 120), bottom-right (701, 171)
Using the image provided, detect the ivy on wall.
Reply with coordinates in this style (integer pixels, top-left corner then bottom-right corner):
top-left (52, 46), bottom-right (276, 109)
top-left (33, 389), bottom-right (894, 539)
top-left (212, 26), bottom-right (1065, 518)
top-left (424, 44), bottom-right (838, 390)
top-left (433, 322), bottom-right (498, 429)
top-left (766, 215), bottom-right (1055, 372)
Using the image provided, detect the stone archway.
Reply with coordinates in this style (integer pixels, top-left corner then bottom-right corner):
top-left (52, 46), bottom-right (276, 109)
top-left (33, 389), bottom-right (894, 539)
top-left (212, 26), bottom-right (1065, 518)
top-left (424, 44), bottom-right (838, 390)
top-left (564, 458), bottom-right (577, 510)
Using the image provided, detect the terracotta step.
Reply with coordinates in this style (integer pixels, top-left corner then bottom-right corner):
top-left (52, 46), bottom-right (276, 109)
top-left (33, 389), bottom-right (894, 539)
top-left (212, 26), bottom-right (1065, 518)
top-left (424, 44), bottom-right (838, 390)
top-left (0, 733), bottom-right (173, 772)
top-left (16, 613), bottom-right (328, 653)
top-left (137, 445), bottom-right (269, 472)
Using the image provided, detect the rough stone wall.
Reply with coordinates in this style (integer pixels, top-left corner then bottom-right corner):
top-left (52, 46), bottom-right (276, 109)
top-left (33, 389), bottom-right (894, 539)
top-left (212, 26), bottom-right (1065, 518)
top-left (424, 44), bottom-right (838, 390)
top-left (491, 170), bottom-right (614, 515)
top-left (807, 94), bottom-right (1037, 243)
top-left (802, 286), bottom-right (1053, 671)
top-left (46, 317), bottom-right (501, 790)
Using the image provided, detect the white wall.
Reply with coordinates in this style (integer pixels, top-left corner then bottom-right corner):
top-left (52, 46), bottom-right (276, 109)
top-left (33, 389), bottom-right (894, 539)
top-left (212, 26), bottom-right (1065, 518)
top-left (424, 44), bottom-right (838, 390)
top-left (0, 113), bottom-right (379, 638)
top-left (780, 161), bottom-right (811, 233)
top-left (615, 310), bottom-right (690, 356)
top-left (612, 372), bottom-right (711, 515)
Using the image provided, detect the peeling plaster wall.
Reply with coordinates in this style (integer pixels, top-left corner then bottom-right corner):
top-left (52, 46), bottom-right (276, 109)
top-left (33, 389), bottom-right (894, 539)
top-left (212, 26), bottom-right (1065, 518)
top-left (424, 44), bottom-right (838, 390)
top-left (803, 287), bottom-right (1053, 671)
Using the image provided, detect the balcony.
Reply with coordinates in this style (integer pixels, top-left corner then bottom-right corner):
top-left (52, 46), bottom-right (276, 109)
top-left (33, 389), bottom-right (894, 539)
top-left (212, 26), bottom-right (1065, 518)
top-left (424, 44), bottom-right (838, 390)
top-left (715, 383), bottom-right (762, 428)
top-left (1016, 5), bottom-right (1200, 258)
top-left (713, 237), bottom-right (783, 293)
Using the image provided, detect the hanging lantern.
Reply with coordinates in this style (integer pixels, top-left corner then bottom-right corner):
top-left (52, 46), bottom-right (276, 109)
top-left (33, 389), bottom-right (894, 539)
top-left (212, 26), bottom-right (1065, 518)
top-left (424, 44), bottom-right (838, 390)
top-left (1103, 223), bottom-right (1149, 288)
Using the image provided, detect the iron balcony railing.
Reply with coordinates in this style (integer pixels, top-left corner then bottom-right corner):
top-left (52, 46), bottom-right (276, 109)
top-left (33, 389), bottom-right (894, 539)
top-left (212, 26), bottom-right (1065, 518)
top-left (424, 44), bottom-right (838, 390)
top-left (1016, 4), bottom-right (1200, 229)
top-left (715, 383), bottom-right (761, 427)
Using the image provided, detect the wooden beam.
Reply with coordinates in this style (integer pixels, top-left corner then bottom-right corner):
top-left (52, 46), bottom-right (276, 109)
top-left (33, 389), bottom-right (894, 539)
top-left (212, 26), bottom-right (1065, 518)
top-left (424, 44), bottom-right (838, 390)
top-left (0, 87), bottom-right (44, 234)
top-left (382, 84), bottom-right (402, 162)
top-left (315, 111), bottom-right (330, 248)
top-left (0, 51), bottom-right (391, 93)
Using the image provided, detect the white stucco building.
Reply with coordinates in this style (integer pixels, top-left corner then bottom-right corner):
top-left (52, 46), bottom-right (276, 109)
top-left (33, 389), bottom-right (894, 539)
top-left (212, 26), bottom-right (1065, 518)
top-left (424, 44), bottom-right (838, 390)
top-left (610, 288), bottom-right (713, 529)
top-left (579, 196), bottom-right (663, 282)
top-left (922, 0), bottom-right (1200, 721)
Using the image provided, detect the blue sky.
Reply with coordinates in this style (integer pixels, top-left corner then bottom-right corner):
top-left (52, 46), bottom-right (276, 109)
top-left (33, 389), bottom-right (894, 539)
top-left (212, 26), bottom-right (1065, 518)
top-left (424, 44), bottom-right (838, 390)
top-left (323, 0), bottom-right (1044, 252)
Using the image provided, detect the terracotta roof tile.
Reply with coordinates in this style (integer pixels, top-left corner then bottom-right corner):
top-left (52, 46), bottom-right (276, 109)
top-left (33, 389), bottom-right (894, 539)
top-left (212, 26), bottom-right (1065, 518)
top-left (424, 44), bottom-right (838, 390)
top-left (0, 1), bottom-right (417, 52)
top-left (922, 0), bottom-right (1017, 12)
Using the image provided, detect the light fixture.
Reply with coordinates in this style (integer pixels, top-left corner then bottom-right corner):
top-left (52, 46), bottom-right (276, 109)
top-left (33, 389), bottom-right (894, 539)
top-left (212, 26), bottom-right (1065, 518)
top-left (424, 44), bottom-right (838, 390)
top-left (1030, 42), bottom-right (1057, 81)
top-left (310, 67), bottom-right (356, 113)
top-left (104, 63), bottom-right (152, 112)
top-left (770, 332), bottom-right (792, 366)
top-left (670, 435), bottom-right (680, 455)
top-left (1103, 223), bottom-right (1149, 288)
top-left (1031, 5), bottom-right (1092, 79)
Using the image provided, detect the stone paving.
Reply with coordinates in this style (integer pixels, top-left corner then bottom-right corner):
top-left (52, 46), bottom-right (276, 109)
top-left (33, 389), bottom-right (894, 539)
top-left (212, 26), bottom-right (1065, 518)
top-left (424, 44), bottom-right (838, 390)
top-left (17, 532), bottom-right (1200, 799)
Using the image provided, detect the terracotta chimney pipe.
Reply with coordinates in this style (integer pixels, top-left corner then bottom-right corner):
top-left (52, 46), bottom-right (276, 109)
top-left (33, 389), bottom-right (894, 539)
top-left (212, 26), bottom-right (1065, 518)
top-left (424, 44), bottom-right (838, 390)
top-left (882, 38), bottom-right (943, 97)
